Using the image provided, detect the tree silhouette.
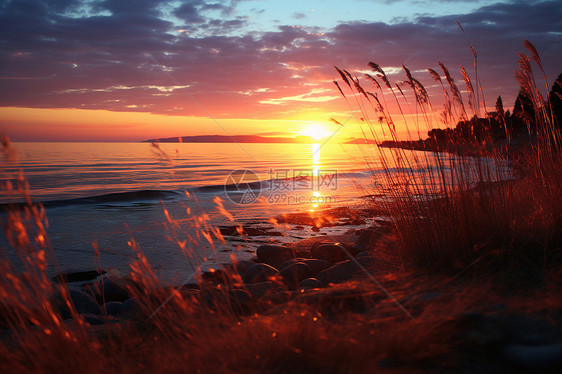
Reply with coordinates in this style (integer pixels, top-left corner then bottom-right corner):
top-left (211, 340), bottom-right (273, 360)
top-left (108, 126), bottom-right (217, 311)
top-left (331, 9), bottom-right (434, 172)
top-left (512, 90), bottom-right (536, 136)
top-left (495, 95), bottom-right (504, 117)
top-left (549, 73), bottom-right (562, 128)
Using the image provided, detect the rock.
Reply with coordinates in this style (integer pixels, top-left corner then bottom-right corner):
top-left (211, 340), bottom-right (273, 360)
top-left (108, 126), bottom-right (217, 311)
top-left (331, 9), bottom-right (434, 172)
top-left (294, 248), bottom-right (312, 258)
top-left (52, 269), bottom-right (106, 283)
top-left (295, 286), bottom-right (373, 313)
top-left (80, 313), bottom-right (109, 326)
top-left (299, 278), bottom-right (322, 289)
top-left (310, 240), bottom-right (332, 249)
top-left (99, 277), bottom-right (131, 302)
top-left (179, 288), bottom-right (201, 303)
top-left (503, 343), bottom-right (562, 369)
top-left (200, 268), bottom-right (243, 286)
top-left (242, 282), bottom-right (289, 307)
top-left (102, 301), bottom-right (123, 316)
top-left (357, 227), bottom-right (382, 249)
top-left (180, 283), bottom-right (200, 291)
top-left (316, 257), bottom-right (377, 285)
top-left (279, 262), bottom-right (313, 290)
top-left (244, 263), bottom-right (279, 284)
top-left (280, 258), bottom-right (330, 277)
top-left (244, 281), bottom-right (278, 298)
top-left (352, 218), bottom-right (366, 225)
top-left (311, 242), bottom-right (352, 263)
top-left (374, 219), bottom-right (394, 229)
top-left (200, 268), bottom-right (229, 283)
top-left (221, 260), bottom-right (255, 276)
top-left (278, 258), bottom-right (309, 270)
top-left (201, 288), bottom-right (253, 315)
top-left (256, 245), bottom-right (297, 268)
top-left (121, 298), bottom-right (142, 317)
top-left (55, 289), bottom-right (101, 319)
top-left (301, 259), bottom-right (331, 276)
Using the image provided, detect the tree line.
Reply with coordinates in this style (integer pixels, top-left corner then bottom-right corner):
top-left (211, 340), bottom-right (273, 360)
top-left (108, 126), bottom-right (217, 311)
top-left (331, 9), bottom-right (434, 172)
top-left (381, 73), bottom-right (562, 152)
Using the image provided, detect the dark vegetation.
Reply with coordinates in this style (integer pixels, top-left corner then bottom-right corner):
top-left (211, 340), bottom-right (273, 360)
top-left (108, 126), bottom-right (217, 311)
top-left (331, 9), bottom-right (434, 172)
top-left (380, 73), bottom-right (562, 155)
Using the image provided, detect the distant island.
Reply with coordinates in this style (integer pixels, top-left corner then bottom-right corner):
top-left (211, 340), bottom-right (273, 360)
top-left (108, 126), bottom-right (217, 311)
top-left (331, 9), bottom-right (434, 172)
top-left (144, 134), bottom-right (378, 144)
top-left (144, 134), bottom-right (314, 143)
top-left (342, 138), bottom-right (378, 144)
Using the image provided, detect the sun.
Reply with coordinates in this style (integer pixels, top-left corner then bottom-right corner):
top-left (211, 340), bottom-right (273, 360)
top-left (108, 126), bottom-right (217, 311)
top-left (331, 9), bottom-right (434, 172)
top-left (301, 124), bottom-right (331, 141)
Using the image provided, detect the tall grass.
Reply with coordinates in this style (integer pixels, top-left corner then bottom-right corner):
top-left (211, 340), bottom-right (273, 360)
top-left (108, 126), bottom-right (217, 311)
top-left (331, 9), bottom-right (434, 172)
top-left (0, 151), bottom-right (463, 373)
top-left (334, 40), bottom-right (562, 277)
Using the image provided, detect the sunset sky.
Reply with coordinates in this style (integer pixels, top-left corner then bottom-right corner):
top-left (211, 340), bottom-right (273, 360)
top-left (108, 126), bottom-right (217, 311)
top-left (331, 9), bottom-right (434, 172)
top-left (1, 0), bottom-right (561, 141)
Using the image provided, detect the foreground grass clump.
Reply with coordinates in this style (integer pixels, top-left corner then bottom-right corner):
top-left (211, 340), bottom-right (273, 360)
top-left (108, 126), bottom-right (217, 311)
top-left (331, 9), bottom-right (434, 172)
top-left (387, 149), bottom-right (562, 278)
top-left (0, 262), bottom-right (482, 374)
top-left (334, 40), bottom-right (562, 278)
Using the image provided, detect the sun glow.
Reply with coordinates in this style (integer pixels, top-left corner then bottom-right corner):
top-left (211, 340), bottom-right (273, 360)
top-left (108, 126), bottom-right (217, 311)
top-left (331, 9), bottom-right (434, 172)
top-left (301, 124), bottom-right (331, 141)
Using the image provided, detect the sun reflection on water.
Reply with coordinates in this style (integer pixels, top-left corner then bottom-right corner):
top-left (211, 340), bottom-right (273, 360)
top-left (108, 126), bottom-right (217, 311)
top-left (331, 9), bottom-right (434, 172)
top-left (310, 143), bottom-right (322, 210)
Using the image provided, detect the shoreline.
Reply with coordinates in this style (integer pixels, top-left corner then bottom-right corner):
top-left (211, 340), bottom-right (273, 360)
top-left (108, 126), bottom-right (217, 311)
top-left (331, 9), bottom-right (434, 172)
top-left (28, 201), bottom-right (562, 373)
top-left (378, 137), bottom-right (533, 165)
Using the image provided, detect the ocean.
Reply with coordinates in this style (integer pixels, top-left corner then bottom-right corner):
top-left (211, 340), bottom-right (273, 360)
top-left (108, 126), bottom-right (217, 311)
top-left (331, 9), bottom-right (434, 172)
top-left (0, 142), bottom-right (511, 284)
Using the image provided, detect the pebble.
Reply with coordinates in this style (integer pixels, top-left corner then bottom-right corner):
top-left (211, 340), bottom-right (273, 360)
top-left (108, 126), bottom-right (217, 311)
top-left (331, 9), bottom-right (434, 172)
top-left (300, 259), bottom-right (331, 276)
top-left (311, 242), bottom-right (352, 263)
top-left (103, 301), bottom-right (123, 316)
top-left (298, 278), bottom-right (322, 289)
top-left (244, 263), bottom-right (279, 284)
top-left (55, 289), bottom-right (101, 319)
top-left (99, 277), bottom-right (131, 302)
top-left (121, 298), bottom-right (141, 317)
top-left (316, 257), bottom-right (377, 285)
top-left (278, 258), bottom-right (309, 271)
top-left (243, 281), bottom-right (279, 298)
top-left (256, 245), bottom-right (297, 268)
top-left (357, 227), bottom-right (382, 249)
top-left (279, 258), bottom-right (330, 277)
top-left (221, 260), bottom-right (256, 277)
top-left (295, 286), bottom-right (372, 313)
top-left (80, 313), bottom-right (110, 326)
top-left (279, 262), bottom-right (313, 290)
top-left (354, 251), bottom-right (371, 259)
top-left (51, 269), bottom-right (106, 283)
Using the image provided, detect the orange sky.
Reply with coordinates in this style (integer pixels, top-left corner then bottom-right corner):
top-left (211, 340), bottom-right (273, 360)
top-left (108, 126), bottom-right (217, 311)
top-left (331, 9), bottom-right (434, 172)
top-left (0, 107), bottom-right (357, 142)
top-left (1, 1), bottom-right (560, 142)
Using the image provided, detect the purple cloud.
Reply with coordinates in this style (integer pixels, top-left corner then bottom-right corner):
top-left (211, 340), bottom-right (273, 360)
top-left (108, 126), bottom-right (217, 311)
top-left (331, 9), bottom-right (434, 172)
top-left (0, 0), bottom-right (560, 121)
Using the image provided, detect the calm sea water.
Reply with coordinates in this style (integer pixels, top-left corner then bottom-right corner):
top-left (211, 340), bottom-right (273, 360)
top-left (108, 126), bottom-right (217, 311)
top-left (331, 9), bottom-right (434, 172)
top-left (0, 142), bottom-right (511, 284)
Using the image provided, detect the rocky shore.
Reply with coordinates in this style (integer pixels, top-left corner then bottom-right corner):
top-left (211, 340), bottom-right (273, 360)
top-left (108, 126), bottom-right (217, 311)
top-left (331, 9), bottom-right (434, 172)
top-left (30, 214), bottom-right (562, 373)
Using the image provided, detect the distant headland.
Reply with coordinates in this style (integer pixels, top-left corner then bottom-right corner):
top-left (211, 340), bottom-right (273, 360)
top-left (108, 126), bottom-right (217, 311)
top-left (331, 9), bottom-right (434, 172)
top-left (143, 134), bottom-right (378, 144)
